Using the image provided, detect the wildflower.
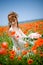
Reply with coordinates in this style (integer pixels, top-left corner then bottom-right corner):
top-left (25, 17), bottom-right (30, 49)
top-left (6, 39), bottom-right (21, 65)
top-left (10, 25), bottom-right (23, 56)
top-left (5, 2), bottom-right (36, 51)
top-left (0, 48), bottom-right (7, 55)
top-left (35, 38), bottom-right (43, 47)
top-left (2, 42), bottom-right (8, 49)
top-left (31, 45), bottom-right (37, 51)
top-left (0, 27), bottom-right (3, 32)
top-left (32, 38), bottom-right (43, 53)
top-left (24, 31), bottom-right (27, 34)
top-left (10, 55), bottom-right (14, 59)
top-left (9, 50), bottom-right (16, 59)
top-left (22, 50), bottom-right (27, 55)
top-left (9, 50), bottom-right (16, 56)
top-left (18, 56), bottom-right (22, 60)
top-left (11, 31), bottom-right (16, 36)
top-left (32, 50), bottom-right (38, 54)
top-left (28, 59), bottom-right (33, 64)
top-left (40, 52), bottom-right (43, 57)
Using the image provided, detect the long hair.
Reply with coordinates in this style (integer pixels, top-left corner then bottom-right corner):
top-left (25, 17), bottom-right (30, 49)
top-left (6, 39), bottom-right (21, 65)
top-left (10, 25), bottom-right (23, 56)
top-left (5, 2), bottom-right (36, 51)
top-left (8, 12), bottom-right (19, 28)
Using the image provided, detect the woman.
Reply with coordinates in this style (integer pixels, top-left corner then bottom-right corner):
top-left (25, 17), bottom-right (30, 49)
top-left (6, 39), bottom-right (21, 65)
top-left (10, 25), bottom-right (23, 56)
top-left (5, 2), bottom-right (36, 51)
top-left (8, 12), bottom-right (28, 54)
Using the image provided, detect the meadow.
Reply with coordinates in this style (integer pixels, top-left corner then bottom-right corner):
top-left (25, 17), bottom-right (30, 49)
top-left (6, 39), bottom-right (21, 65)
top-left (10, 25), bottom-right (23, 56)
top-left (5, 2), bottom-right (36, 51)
top-left (0, 19), bottom-right (43, 65)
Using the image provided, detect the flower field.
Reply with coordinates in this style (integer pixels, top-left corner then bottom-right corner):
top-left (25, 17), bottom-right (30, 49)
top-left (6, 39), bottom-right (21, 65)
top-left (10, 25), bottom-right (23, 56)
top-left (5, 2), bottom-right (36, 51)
top-left (0, 20), bottom-right (43, 65)
top-left (19, 20), bottom-right (43, 35)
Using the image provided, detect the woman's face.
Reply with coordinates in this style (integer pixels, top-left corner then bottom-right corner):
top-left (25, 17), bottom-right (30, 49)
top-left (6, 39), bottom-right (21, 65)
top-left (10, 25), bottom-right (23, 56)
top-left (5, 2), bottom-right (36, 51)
top-left (9, 15), bottom-right (17, 27)
top-left (11, 19), bottom-right (17, 27)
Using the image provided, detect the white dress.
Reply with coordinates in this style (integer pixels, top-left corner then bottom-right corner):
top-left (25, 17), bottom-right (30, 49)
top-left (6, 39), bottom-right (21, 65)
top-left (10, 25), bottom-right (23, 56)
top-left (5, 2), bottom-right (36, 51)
top-left (9, 26), bottom-right (27, 54)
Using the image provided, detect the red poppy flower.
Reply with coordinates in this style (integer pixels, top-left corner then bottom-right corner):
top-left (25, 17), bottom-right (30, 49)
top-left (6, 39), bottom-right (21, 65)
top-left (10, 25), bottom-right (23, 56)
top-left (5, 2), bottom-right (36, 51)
top-left (2, 42), bottom-right (8, 49)
top-left (9, 50), bottom-right (16, 56)
top-left (10, 55), bottom-right (14, 59)
top-left (22, 50), bottom-right (27, 55)
top-left (35, 38), bottom-right (43, 47)
top-left (0, 48), bottom-right (7, 55)
top-left (11, 31), bottom-right (16, 36)
top-left (18, 56), bottom-right (22, 60)
top-left (28, 59), bottom-right (33, 64)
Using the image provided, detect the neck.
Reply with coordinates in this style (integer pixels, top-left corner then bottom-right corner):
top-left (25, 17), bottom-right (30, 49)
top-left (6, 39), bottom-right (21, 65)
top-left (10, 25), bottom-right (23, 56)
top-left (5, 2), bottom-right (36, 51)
top-left (11, 25), bottom-right (17, 28)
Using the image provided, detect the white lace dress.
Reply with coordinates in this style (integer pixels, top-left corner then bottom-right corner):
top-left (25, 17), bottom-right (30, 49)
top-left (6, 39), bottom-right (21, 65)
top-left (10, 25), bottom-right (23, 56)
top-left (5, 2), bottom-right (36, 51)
top-left (9, 27), bottom-right (27, 53)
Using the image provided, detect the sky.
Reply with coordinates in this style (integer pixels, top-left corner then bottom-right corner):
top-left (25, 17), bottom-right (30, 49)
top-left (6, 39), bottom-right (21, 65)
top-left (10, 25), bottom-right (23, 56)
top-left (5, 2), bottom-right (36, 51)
top-left (0, 0), bottom-right (43, 26)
